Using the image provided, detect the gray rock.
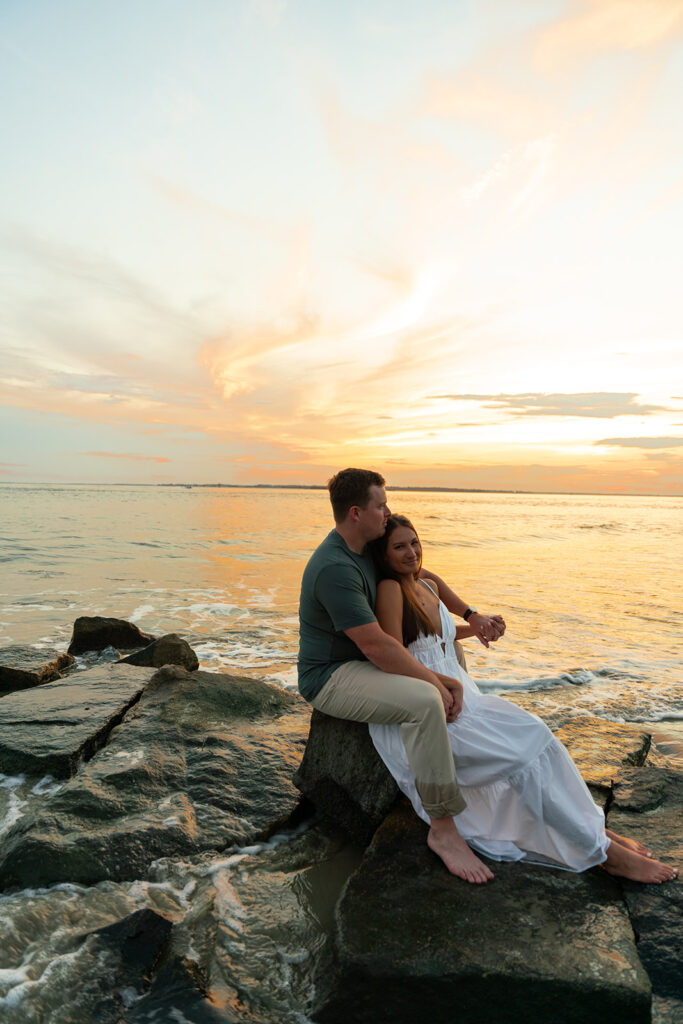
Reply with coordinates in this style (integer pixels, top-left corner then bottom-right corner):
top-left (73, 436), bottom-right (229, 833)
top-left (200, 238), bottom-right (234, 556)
top-left (293, 709), bottom-right (400, 844)
top-left (68, 616), bottom-right (157, 655)
top-left (85, 907), bottom-right (172, 980)
top-left (0, 666), bottom-right (311, 888)
top-left (313, 801), bottom-right (652, 1024)
top-left (0, 663), bottom-right (155, 777)
top-left (127, 956), bottom-right (230, 1024)
top-left (47, 909), bottom-right (174, 1024)
top-left (607, 765), bottom-right (683, 1001)
top-left (0, 646), bottom-right (74, 694)
top-left (121, 633), bottom-right (199, 671)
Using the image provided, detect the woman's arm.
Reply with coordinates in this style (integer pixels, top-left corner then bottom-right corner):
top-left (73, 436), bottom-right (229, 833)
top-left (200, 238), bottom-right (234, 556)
top-left (374, 579), bottom-right (405, 643)
top-left (419, 567), bottom-right (506, 647)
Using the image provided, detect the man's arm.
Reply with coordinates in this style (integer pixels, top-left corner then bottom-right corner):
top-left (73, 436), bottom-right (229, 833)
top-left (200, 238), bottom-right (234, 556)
top-left (344, 620), bottom-right (462, 721)
top-left (419, 567), bottom-right (506, 648)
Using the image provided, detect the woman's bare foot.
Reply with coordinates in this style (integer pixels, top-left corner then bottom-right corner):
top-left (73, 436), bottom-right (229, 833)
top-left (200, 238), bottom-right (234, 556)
top-left (428, 818), bottom-right (494, 883)
top-left (603, 840), bottom-right (678, 884)
top-left (606, 829), bottom-right (651, 858)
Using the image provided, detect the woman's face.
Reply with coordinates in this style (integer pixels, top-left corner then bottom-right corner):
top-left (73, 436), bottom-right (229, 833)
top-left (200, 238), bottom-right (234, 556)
top-left (384, 525), bottom-right (421, 577)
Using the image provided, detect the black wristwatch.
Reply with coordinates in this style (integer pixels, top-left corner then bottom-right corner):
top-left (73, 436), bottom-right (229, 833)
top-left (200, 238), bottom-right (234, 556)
top-left (463, 606), bottom-right (477, 621)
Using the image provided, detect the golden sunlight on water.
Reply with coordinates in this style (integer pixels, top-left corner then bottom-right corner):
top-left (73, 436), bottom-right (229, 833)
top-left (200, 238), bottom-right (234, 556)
top-left (1, 484), bottom-right (681, 698)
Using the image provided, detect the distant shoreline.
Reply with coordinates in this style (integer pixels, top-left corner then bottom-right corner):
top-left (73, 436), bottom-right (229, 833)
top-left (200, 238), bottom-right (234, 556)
top-left (1, 482), bottom-right (678, 498)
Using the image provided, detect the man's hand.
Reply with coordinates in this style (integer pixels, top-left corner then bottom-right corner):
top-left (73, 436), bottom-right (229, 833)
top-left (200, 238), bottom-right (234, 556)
top-left (433, 680), bottom-right (456, 720)
top-left (469, 613), bottom-right (506, 648)
top-left (436, 675), bottom-right (464, 722)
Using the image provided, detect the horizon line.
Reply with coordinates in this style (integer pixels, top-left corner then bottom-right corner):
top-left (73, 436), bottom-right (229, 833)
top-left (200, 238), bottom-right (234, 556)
top-left (1, 481), bottom-right (680, 498)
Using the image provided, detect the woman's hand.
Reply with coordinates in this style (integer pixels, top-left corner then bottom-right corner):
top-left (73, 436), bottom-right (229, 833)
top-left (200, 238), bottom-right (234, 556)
top-left (469, 613), bottom-right (506, 648)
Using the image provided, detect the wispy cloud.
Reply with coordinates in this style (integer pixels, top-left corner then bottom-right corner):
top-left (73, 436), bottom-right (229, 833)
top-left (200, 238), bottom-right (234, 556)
top-left (533, 0), bottom-right (683, 71)
top-left (594, 436), bottom-right (683, 448)
top-left (429, 393), bottom-right (667, 418)
top-left (84, 452), bottom-right (171, 462)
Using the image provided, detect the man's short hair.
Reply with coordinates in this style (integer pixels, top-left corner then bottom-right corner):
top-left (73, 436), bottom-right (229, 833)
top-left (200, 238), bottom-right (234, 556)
top-left (328, 468), bottom-right (385, 522)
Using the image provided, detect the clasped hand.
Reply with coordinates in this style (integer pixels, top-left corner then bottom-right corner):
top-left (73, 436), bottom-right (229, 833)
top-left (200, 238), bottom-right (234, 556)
top-left (470, 613), bottom-right (506, 648)
top-left (436, 675), bottom-right (464, 722)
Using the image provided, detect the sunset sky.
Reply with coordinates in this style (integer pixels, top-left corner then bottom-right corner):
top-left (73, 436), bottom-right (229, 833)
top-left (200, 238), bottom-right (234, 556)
top-left (2, 0), bottom-right (682, 493)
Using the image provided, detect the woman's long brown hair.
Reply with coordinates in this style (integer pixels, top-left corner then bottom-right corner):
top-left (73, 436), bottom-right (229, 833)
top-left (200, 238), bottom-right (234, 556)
top-left (369, 514), bottom-right (438, 645)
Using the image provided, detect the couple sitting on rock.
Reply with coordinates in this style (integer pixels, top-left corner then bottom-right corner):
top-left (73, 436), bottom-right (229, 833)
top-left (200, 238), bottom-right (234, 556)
top-left (297, 467), bottom-right (677, 886)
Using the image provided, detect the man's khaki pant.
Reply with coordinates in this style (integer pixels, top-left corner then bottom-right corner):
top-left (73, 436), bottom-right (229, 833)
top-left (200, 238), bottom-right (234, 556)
top-left (310, 660), bottom-right (466, 818)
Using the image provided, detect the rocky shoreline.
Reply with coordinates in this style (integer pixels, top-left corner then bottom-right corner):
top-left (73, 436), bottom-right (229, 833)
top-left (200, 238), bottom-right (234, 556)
top-left (0, 618), bottom-right (680, 1023)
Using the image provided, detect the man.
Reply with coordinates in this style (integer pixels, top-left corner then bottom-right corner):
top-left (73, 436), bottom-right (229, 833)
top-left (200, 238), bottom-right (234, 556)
top-left (298, 468), bottom-right (505, 884)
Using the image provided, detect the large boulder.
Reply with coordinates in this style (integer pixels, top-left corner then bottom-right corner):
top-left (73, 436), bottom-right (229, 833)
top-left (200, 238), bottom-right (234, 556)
top-left (120, 633), bottom-right (199, 671)
top-left (68, 616), bottom-right (157, 655)
top-left (0, 646), bottom-right (74, 694)
top-left (313, 801), bottom-right (651, 1024)
top-left (293, 709), bottom-right (400, 843)
top-left (0, 663), bottom-right (155, 777)
top-left (0, 666), bottom-right (311, 888)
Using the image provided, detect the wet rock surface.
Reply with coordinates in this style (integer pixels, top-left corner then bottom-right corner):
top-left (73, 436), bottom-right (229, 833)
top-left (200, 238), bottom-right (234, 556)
top-left (68, 615), bottom-right (157, 655)
top-left (0, 645), bottom-right (74, 694)
top-left (313, 801), bottom-right (652, 1024)
top-left (297, 689), bottom-right (681, 1020)
top-left (84, 906), bottom-right (173, 985)
top-left (293, 709), bottom-right (399, 843)
top-left (0, 663), bottom-right (154, 777)
top-left (120, 632), bottom-right (200, 670)
top-left (127, 955), bottom-right (229, 1023)
top-left (0, 666), bottom-right (310, 888)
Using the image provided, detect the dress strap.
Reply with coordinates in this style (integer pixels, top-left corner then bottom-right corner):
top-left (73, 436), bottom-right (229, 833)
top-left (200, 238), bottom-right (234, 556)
top-left (418, 578), bottom-right (439, 597)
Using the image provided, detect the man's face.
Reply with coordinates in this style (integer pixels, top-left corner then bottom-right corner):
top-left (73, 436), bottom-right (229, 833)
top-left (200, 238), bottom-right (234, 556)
top-left (357, 485), bottom-right (391, 541)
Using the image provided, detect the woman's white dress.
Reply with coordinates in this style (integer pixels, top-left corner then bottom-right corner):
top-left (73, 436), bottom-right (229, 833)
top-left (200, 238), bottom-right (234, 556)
top-left (368, 590), bottom-right (609, 871)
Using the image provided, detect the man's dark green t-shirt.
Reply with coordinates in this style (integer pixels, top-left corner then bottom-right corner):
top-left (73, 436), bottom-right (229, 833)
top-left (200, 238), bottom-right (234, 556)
top-left (298, 530), bottom-right (377, 701)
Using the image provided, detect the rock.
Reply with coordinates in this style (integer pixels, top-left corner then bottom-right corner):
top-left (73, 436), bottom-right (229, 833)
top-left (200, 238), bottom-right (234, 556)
top-left (85, 907), bottom-right (172, 980)
top-left (293, 709), bottom-right (400, 844)
top-left (127, 956), bottom-right (230, 1023)
top-left (0, 666), bottom-right (311, 888)
top-left (51, 909), bottom-right (174, 1023)
top-left (313, 801), bottom-right (651, 1024)
top-left (121, 633), bottom-right (199, 671)
top-left (0, 646), bottom-right (74, 694)
top-left (0, 663), bottom-right (155, 777)
top-left (607, 765), bottom-right (683, 1001)
top-left (68, 616), bottom-right (157, 655)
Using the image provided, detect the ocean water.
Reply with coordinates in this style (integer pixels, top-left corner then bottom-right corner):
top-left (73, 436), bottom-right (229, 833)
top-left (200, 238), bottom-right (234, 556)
top-left (0, 483), bottom-right (681, 1022)
top-left (1, 483), bottom-right (681, 701)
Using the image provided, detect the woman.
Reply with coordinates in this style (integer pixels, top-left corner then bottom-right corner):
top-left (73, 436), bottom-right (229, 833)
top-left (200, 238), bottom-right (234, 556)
top-left (368, 515), bottom-right (678, 884)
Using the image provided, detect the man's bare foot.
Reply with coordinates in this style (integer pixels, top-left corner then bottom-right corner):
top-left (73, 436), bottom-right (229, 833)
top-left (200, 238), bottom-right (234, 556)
top-left (428, 819), bottom-right (494, 883)
top-left (603, 840), bottom-right (678, 884)
top-left (605, 828), bottom-right (651, 858)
